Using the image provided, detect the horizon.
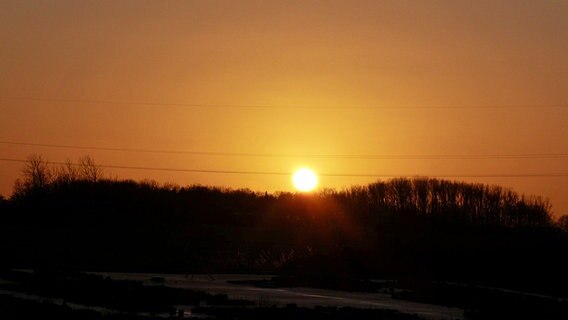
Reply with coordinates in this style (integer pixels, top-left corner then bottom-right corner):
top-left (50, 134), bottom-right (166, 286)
top-left (1, 0), bottom-right (567, 215)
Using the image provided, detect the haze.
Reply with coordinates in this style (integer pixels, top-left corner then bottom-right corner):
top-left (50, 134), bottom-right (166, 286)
top-left (0, 1), bottom-right (566, 215)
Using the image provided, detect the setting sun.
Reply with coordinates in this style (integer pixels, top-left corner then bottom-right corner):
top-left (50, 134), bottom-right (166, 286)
top-left (292, 168), bottom-right (318, 192)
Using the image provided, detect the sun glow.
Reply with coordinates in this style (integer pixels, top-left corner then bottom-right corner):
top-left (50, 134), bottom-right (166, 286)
top-left (292, 168), bottom-right (318, 192)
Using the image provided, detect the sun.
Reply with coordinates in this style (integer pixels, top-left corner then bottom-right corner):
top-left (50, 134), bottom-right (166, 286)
top-left (292, 168), bottom-right (318, 192)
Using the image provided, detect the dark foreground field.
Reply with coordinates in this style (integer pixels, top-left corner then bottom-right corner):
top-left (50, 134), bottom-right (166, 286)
top-left (2, 270), bottom-right (568, 320)
top-left (0, 270), bottom-right (425, 320)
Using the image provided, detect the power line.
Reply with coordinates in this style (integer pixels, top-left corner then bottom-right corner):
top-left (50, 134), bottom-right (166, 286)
top-left (2, 140), bottom-right (567, 160)
top-left (0, 158), bottom-right (289, 176)
top-left (2, 97), bottom-right (568, 110)
top-left (1, 157), bottom-right (567, 178)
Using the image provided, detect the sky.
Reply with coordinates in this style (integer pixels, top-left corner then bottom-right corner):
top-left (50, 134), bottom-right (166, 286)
top-left (1, 0), bottom-right (567, 215)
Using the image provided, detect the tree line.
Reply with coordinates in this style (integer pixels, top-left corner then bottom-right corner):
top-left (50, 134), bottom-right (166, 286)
top-left (8, 154), bottom-right (555, 229)
top-left (2, 154), bottom-right (568, 295)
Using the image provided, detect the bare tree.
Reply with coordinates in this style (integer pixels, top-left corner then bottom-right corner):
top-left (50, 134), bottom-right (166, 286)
top-left (20, 154), bottom-right (52, 191)
top-left (78, 156), bottom-right (103, 182)
top-left (53, 158), bottom-right (79, 184)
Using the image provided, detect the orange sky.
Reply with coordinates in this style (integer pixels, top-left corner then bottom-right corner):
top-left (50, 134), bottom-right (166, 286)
top-left (1, 1), bottom-right (567, 215)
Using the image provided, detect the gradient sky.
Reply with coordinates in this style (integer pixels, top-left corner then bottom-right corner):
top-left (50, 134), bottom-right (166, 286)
top-left (1, 1), bottom-right (567, 215)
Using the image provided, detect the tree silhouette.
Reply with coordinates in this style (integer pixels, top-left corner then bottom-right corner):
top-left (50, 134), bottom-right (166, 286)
top-left (77, 156), bottom-right (103, 182)
top-left (3, 153), bottom-right (566, 293)
top-left (557, 215), bottom-right (568, 232)
top-left (13, 154), bottom-right (52, 198)
top-left (53, 159), bottom-right (79, 185)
